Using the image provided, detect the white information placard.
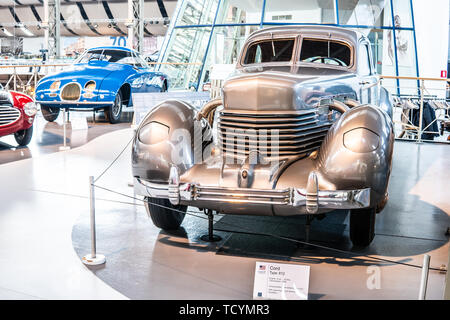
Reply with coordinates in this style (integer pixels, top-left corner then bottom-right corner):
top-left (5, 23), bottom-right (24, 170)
top-left (253, 261), bottom-right (310, 300)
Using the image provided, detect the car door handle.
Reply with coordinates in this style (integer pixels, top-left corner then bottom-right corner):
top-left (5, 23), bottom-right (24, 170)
top-left (359, 80), bottom-right (371, 85)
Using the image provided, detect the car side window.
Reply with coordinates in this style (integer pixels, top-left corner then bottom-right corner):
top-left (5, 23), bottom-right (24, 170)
top-left (358, 43), bottom-right (371, 76)
top-left (76, 50), bottom-right (104, 63)
top-left (133, 52), bottom-right (149, 68)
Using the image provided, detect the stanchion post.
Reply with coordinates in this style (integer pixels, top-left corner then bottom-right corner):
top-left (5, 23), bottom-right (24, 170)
top-left (82, 176), bottom-right (106, 265)
top-left (417, 79), bottom-right (425, 144)
top-left (59, 108), bottom-right (71, 151)
top-left (444, 245), bottom-right (450, 300)
top-left (418, 254), bottom-right (430, 300)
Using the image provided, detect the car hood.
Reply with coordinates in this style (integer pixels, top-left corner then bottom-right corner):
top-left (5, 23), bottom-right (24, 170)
top-left (222, 65), bottom-right (355, 111)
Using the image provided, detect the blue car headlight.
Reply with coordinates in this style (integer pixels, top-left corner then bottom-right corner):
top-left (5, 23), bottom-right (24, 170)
top-left (343, 127), bottom-right (379, 153)
top-left (138, 121), bottom-right (169, 145)
top-left (50, 80), bottom-right (60, 91)
top-left (83, 80), bottom-right (96, 98)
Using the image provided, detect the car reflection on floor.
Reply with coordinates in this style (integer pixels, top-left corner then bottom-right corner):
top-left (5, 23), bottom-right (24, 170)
top-left (0, 110), bottom-right (132, 165)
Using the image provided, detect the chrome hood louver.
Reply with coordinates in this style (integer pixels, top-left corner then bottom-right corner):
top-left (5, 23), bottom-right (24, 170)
top-left (218, 109), bottom-right (333, 160)
top-left (0, 105), bottom-right (21, 127)
top-left (219, 71), bottom-right (339, 160)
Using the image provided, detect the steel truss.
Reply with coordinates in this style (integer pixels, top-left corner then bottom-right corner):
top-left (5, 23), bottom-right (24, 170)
top-left (128, 0), bottom-right (144, 53)
top-left (44, 0), bottom-right (61, 59)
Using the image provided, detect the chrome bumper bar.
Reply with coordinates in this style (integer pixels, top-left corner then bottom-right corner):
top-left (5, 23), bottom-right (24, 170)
top-left (133, 177), bottom-right (371, 212)
top-left (36, 100), bottom-right (114, 105)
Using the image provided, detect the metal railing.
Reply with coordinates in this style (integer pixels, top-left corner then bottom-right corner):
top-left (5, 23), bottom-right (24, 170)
top-left (0, 63), bottom-right (69, 96)
top-left (0, 61), bottom-right (203, 98)
top-left (380, 75), bottom-right (450, 144)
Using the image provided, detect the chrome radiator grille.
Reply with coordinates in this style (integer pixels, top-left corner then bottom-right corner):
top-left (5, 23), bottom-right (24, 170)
top-left (0, 105), bottom-right (21, 127)
top-left (61, 83), bottom-right (81, 101)
top-left (218, 110), bottom-right (332, 159)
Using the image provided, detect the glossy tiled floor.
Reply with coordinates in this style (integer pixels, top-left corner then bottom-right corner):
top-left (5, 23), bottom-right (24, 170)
top-left (0, 122), bottom-right (448, 299)
top-left (0, 110), bottom-right (132, 165)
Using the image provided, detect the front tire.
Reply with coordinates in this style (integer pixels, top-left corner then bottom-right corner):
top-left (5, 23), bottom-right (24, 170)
top-left (105, 92), bottom-right (123, 124)
top-left (41, 105), bottom-right (60, 122)
top-left (349, 207), bottom-right (376, 247)
top-left (14, 126), bottom-right (33, 146)
top-left (144, 197), bottom-right (186, 230)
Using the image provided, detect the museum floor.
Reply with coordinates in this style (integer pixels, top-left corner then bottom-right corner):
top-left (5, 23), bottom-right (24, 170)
top-left (0, 123), bottom-right (448, 299)
top-left (0, 111), bottom-right (132, 165)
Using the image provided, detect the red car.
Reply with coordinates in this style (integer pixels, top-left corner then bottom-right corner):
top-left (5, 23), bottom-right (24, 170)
top-left (0, 86), bottom-right (37, 146)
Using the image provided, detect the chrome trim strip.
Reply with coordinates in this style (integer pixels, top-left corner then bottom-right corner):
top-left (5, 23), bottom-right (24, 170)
top-left (133, 178), bottom-right (371, 210)
top-left (36, 100), bottom-right (114, 105)
top-left (134, 178), bottom-right (169, 198)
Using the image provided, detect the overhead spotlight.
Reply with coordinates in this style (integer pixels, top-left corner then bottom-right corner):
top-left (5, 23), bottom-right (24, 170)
top-left (37, 23), bottom-right (41, 30)
top-left (107, 23), bottom-right (112, 28)
top-left (93, 24), bottom-right (98, 28)
top-left (2, 28), bottom-right (13, 37)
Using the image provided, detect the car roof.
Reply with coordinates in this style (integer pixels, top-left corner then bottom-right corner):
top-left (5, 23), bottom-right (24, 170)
top-left (87, 46), bottom-right (136, 53)
top-left (246, 25), bottom-right (364, 45)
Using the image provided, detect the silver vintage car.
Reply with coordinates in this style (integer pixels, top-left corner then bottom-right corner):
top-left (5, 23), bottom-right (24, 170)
top-left (132, 26), bottom-right (394, 247)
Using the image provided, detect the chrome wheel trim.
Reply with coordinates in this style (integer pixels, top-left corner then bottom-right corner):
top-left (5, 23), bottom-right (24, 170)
top-left (112, 94), bottom-right (122, 118)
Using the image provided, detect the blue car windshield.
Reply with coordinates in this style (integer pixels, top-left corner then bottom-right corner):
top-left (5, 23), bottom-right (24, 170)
top-left (75, 49), bottom-right (147, 68)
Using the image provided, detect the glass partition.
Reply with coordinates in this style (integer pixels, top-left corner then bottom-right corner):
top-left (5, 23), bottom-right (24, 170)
top-left (177, 0), bottom-right (220, 26)
top-left (160, 27), bottom-right (212, 90)
top-left (264, 0), bottom-right (336, 24)
top-left (392, 0), bottom-right (413, 28)
top-left (338, 0), bottom-right (388, 27)
top-left (158, 0), bottom-right (419, 94)
top-left (216, 0), bottom-right (264, 24)
top-left (199, 25), bottom-right (258, 85)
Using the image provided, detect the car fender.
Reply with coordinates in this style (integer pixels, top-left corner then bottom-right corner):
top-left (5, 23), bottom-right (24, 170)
top-left (98, 70), bottom-right (168, 106)
top-left (97, 68), bottom-right (135, 105)
top-left (132, 99), bottom-right (210, 182)
top-left (315, 104), bottom-right (394, 206)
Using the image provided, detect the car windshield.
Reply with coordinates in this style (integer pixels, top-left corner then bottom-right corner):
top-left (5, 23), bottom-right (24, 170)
top-left (300, 39), bottom-right (351, 67)
top-left (244, 39), bottom-right (295, 64)
top-left (75, 49), bottom-right (148, 68)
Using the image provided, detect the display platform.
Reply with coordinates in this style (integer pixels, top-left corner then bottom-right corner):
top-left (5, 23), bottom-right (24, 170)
top-left (71, 132), bottom-right (449, 300)
top-left (0, 127), bottom-right (448, 299)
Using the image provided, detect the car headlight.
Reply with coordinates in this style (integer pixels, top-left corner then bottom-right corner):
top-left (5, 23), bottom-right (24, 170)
top-left (343, 127), bottom-right (379, 153)
top-left (50, 80), bottom-right (61, 91)
top-left (23, 102), bottom-right (38, 117)
top-left (83, 81), bottom-right (96, 98)
top-left (138, 121), bottom-right (169, 145)
top-left (84, 81), bottom-right (96, 92)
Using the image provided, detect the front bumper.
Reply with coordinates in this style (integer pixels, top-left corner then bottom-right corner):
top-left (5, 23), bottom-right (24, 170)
top-left (0, 112), bottom-right (33, 137)
top-left (36, 100), bottom-right (113, 109)
top-left (133, 176), bottom-right (371, 215)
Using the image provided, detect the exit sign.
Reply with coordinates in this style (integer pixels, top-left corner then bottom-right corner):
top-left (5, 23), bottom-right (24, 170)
top-left (441, 70), bottom-right (447, 78)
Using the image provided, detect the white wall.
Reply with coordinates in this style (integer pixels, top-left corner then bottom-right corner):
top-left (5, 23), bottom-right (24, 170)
top-left (413, 0), bottom-right (449, 95)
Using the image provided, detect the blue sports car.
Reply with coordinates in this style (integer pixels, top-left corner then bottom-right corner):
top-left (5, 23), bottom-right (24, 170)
top-left (35, 46), bottom-right (168, 124)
